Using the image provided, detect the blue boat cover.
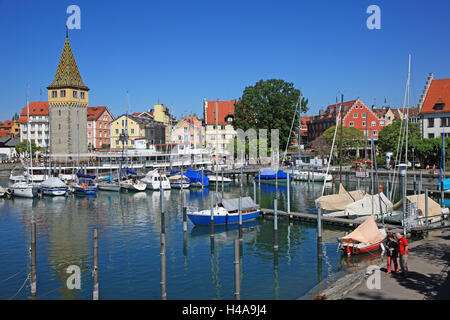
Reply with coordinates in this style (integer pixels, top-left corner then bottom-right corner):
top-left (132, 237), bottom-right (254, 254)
top-left (255, 169), bottom-right (289, 179)
top-left (76, 171), bottom-right (96, 179)
top-left (442, 177), bottom-right (450, 191)
top-left (126, 167), bottom-right (137, 175)
top-left (183, 168), bottom-right (209, 187)
top-left (100, 175), bottom-right (112, 182)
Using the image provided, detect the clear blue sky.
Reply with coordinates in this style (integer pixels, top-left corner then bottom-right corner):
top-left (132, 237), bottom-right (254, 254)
top-left (1, 0), bottom-right (449, 120)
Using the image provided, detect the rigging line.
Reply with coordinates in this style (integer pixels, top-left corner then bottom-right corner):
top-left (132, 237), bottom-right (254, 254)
top-left (321, 97), bottom-right (342, 197)
top-left (8, 273), bottom-right (30, 300)
top-left (282, 100), bottom-right (300, 164)
top-left (0, 268), bottom-right (27, 284)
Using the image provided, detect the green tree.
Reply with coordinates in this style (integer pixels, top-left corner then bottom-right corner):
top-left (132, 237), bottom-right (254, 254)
top-left (378, 120), bottom-right (421, 163)
top-left (12, 113), bottom-right (19, 121)
top-left (411, 137), bottom-right (450, 169)
top-left (321, 125), bottom-right (365, 163)
top-left (233, 79), bottom-right (308, 152)
top-left (15, 141), bottom-right (43, 155)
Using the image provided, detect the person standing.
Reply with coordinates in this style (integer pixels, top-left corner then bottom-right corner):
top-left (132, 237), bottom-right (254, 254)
top-left (396, 233), bottom-right (409, 276)
top-left (385, 233), bottom-right (399, 274)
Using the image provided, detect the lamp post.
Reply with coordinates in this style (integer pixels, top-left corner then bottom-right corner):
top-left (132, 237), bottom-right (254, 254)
top-left (398, 163), bottom-right (407, 235)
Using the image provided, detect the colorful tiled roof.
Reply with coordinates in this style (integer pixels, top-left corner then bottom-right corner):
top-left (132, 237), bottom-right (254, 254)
top-left (205, 100), bottom-right (236, 125)
top-left (47, 33), bottom-right (89, 91)
top-left (420, 78), bottom-right (450, 114)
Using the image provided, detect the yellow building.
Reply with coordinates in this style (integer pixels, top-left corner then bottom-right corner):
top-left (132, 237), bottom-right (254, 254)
top-left (110, 114), bottom-right (146, 150)
top-left (153, 104), bottom-right (170, 142)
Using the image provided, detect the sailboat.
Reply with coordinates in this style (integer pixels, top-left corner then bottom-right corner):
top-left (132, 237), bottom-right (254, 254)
top-left (141, 169), bottom-right (171, 190)
top-left (120, 167), bottom-right (147, 192)
top-left (73, 171), bottom-right (98, 195)
top-left (40, 176), bottom-right (68, 196)
top-left (98, 173), bottom-right (121, 192)
top-left (10, 86), bottom-right (38, 198)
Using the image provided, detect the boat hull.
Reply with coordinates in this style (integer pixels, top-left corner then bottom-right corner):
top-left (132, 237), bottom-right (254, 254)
top-left (170, 182), bottom-right (190, 189)
top-left (120, 183), bottom-right (147, 192)
top-left (98, 184), bottom-right (121, 192)
top-left (339, 241), bottom-right (383, 255)
top-left (12, 187), bottom-right (38, 198)
top-left (41, 188), bottom-right (68, 196)
top-left (73, 186), bottom-right (98, 195)
top-left (187, 210), bottom-right (260, 226)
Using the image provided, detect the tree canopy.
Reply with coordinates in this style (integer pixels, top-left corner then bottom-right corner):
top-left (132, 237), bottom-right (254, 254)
top-left (378, 120), bottom-right (421, 163)
top-left (15, 141), bottom-right (43, 155)
top-left (233, 79), bottom-right (307, 151)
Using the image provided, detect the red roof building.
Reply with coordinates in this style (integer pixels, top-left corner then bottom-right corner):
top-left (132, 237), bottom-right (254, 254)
top-left (418, 73), bottom-right (450, 138)
top-left (87, 106), bottom-right (114, 149)
top-left (17, 101), bottom-right (50, 148)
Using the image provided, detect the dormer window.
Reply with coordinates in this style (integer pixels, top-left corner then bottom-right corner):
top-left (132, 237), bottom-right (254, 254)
top-left (433, 103), bottom-right (445, 111)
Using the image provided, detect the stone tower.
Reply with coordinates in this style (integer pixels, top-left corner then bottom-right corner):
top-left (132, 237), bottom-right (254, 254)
top-left (47, 30), bottom-right (89, 159)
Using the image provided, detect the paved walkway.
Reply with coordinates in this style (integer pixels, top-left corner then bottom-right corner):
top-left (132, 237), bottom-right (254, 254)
top-left (343, 230), bottom-right (450, 300)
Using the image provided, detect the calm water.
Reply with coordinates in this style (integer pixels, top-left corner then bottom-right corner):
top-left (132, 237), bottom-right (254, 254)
top-left (0, 178), bottom-right (387, 300)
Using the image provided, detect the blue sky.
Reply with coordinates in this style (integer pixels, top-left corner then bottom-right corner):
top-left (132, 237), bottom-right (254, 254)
top-left (1, 0), bottom-right (449, 120)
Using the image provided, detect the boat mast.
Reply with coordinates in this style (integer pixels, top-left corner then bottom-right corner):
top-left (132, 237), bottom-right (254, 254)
top-left (298, 91), bottom-right (302, 166)
top-left (26, 85), bottom-right (32, 183)
top-left (215, 100), bottom-right (219, 208)
top-left (404, 54), bottom-right (411, 177)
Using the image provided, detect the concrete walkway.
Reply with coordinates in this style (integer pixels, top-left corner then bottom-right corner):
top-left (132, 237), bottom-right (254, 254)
top-left (343, 230), bottom-right (450, 300)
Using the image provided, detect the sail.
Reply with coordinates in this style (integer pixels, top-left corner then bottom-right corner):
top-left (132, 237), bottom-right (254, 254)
top-left (315, 184), bottom-right (367, 211)
top-left (76, 171), bottom-right (96, 179)
top-left (392, 193), bottom-right (443, 219)
top-left (344, 192), bottom-right (393, 217)
top-left (341, 215), bottom-right (385, 244)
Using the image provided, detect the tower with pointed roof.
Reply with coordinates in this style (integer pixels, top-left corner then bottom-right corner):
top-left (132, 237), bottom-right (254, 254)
top-left (47, 30), bottom-right (89, 158)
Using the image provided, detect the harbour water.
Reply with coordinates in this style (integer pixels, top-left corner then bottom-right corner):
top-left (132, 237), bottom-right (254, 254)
top-left (0, 178), bottom-right (392, 300)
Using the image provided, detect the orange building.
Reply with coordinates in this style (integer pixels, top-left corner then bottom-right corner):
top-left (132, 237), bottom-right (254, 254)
top-left (87, 106), bottom-right (114, 149)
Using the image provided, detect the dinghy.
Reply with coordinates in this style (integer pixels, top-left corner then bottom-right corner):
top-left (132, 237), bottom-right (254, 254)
top-left (338, 215), bottom-right (386, 256)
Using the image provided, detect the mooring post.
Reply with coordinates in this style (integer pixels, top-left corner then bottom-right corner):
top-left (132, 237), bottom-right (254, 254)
top-left (183, 206), bottom-right (187, 233)
top-left (413, 174), bottom-right (417, 196)
top-left (160, 231), bottom-right (166, 300)
top-left (357, 177), bottom-right (361, 190)
top-left (30, 221), bottom-right (36, 297)
top-left (274, 199), bottom-right (278, 251)
top-left (253, 180), bottom-right (257, 204)
top-left (287, 172), bottom-right (290, 215)
top-left (93, 227), bottom-right (98, 300)
top-left (210, 193), bottom-right (214, 238)
top-left (238, 197), bottom-right (243, 242)
top-left (258, 168), bottom-right (261, 186)
top-left (221, 167), bottom-right (224, 195)
top-left (201, 168), bottom-right (204, 189)
top-left (316, 203), bottom-right (322, 257)
top-left (425, 188), bottom-right (429, 226)
top-left (240, 167), bottom-right (243, 188)
top-left (234, 238), bottom-right (240, 300)
top-left (419, 171), bottom-right (423, 194)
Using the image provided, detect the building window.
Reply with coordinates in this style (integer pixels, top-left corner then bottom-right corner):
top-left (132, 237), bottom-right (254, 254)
top-left (73, 91), bottom-right (78, 98)
top-left (131, 128), bottom-right (134, 134)
top-left (362, 121), bottom-right (366, 127)
top-left (88, 123), bottom-right (91, 128)
top-left (58, 110), bottom-right (61, 116)
top-left (115, 129), bottom-right (119, 134)
top-left (80, 92), bottom-right (85, 99)
top-left (380, 121), bottom-right (385, 126)
top-left (353, 114), bottom-right (358, 118)
top-left (362, 113), bottom-right (367, 118)
top-left (371, 121), bottom-right (376, 127)
top-left (58, 124), bottom-right (61, 130)
top-left (441, 117), bottom-right (450, 127)
top-left (349, 122), bottom-right (354, 127)
top-left (221, 134), bottom-right (226, 139)
top-left (428, 118), bottom-right (434, 128)
top-left (429, 133), bottom-right (434, 138)
top-left (221, 125), bottom-right (225, 130)
top-left (60, 90), bottom-right (66, 98)
top-left (88, 132), bottom-right (91, 137)
top-left (52, 91), bottom-right (57, 98)
top-left (373, 130), bottom-right (378, 136)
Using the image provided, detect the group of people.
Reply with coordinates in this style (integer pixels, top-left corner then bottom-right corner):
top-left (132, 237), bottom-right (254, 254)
top-left (384, 232), bottom-right (409, 276)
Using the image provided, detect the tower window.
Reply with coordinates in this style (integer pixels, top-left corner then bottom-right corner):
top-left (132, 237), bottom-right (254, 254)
top-left (60, 90), bottom-right (66, 98)
top-left (73, 91), bottom-right (78, 98)
top-left (52, 91), bottom-right (57, 98)
top-left (58, 110), bottom-right (61, 116)
top-left (80, 92), bottom-right (85, 99)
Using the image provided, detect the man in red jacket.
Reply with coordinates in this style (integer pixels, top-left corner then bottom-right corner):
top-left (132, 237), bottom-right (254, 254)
top-left (396, 233), bottom-right (409, 276)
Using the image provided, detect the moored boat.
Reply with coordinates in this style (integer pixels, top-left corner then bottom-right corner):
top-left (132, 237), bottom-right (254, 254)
top-left (41, 177), bottom-right (68, 196)
top-left (141, 169), bottom-right (171, 190)
top-left (10, 181), bottom-right (39, 198)
top-left (168, 174), bottom-right (190, 189)
top-left (73, 171), bottom-right (98, 195)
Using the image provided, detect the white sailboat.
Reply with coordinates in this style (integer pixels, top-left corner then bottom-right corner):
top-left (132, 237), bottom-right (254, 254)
top-left (11, 86), bottom-right (38, 198)
top-left (141, 169), bottom-right (171, 190)
top-left (168, 173), bottom-right (190, 189)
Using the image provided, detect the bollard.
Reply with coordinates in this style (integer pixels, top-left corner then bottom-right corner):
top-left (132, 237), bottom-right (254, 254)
top-left (161, 232), bottom-right (166, 300)
top-left (425, 189), bottom-right (429, 226)
top-left (274, 199), bottom-right (278, 251)
top-left (210, 193), bottom-right (214, 238)
top-left (287, 172), bottom-right (290, 215)
top-left (238, 197), bottom-right (243, 241)
top-left (30, 222), bottom-right (37, 297)
top-left (93, 227), bottom-right (99, 300)
top-left (234, 238), bottom-right (240, 300)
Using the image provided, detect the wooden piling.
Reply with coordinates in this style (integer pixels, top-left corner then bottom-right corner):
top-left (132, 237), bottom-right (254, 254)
top-left (234, 238), bottom-right (240, 300)
top-left (287, 172), bottom-right (290, 215)
top-left (160, 232), bottom-right (167, 300)
top-left (183, 206), bottom-right (187, 233)
top-left (201, 169), bottom-right (204, 189)
top-left (210, 193), bottom-right (214, 238)
top-left (93, 227), bottom-right (99, 300)
top-left (273, 199), bottom-right (278, 251)
top-left (30, 222), bottom-right (36, 297)
top-left (317, 204), bottom-right (322, 257)
top-left (258, 168), bottom-right (261, 186)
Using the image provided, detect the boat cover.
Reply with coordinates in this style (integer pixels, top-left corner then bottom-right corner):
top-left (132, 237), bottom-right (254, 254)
top-left (315, 184), bottom-right (367, 211)
top-left (168, 174), bottom-right (188, 181)
top-left (221, 197), bottom-right (259, 212)
top-left (126, 167), bottom-right (137, 175)
top-left (76, 171), bottom-right (96, 179)
top-left (183, 168), bottom-right (209, 187)
top-left (341, 215), bottom-right (385, 244)
top-left (41, 177), bottom-right (67, 188)
top-left (255, 169), bottom-right (289, 179)
top-left (392, 193), bottom-right (443, 219)
top-left (442, 177), bottom-right (450, 191)
top-left (344, 192), bottom-right (393, 217)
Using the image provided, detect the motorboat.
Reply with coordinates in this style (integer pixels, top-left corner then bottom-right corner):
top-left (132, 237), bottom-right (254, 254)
top-left (120, 179), bottom-right (147, 192)
top-left (141, 169), bottom-right (171, 190)
top-left (207, 175), bottom-right (232, 185)
top-left (40, 177), bottom-right (68, 196)
top-left (291, 170), bottom-right (332, 182)
top-left (168, 174), bottom-right (190, 189)
top-left (187, 196), bottom-right (260, 225)
top-left (337, 215), bottom-right (386, 256)
top-left (72, 171), bottom-right (98, 195)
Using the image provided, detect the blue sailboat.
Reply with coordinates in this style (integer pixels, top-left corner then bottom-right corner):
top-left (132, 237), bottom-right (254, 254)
top-left (73, 171), bottom-right (98, 195)
top-left (171, 168), bottom-right (209, 187)
top-left (254, 168), bottom-right (292, 184)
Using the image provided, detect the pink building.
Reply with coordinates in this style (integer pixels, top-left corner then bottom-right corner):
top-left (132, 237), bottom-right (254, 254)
top-left (87, 106), bottom-right (114, 149)
top-left (171, 114), bottom-right (204, 149)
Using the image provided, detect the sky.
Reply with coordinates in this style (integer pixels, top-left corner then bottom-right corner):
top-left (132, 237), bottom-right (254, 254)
top-left (1, 0), bottom-right (449, 120)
